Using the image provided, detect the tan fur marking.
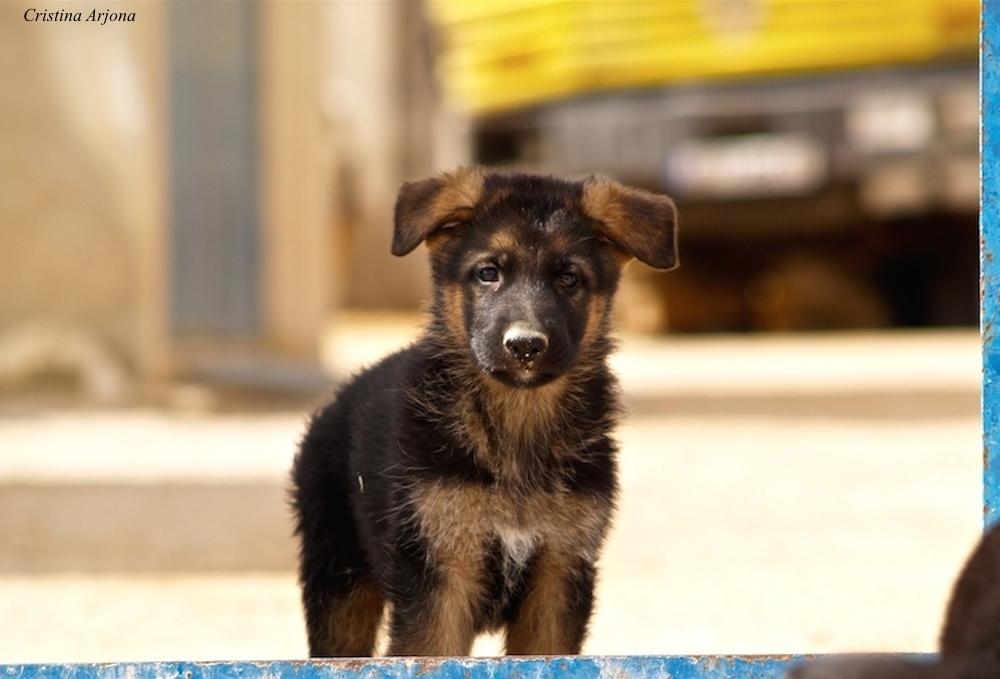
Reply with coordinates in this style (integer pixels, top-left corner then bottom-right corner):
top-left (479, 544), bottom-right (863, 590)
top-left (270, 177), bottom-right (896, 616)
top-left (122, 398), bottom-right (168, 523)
top-left (546, 228), bottom-right (577, 254)
top-left (487, 228), bottom-right (521, 254)
top-left (442, 283), bottom-right (468, 345)
top-left (437, 166), bottom-right (486, 213)
top-left (427, 551), bottom-right (485, 655)
top-left (581, 294), bottom-right (610, 359)
top-left (394, 167), bottom-right (488, 256)
top-left (447, 393), bottom-right (492, 466)
top-left (432, 345), bottom-right (617, 487)
top-left (390, 483), bottom-right (489, 656)
top-left (410, 481), bottom-right (610, 565)
top-left (580, 177), bottom-right (678, 270)
top-left (456, 376), bottom-right (577, 485)
top-left (410, 480), bottom-right (494, 555)
top-left (447, 291), bottom-right (616, 484)
top-left (481, 378), bottom-right (566, 444)
top-left (388, 549), bottom-right (483, 656)
top-left (410, 480), bottom-right (608, 655)
top-left (426, 167), bottom-right (487, 243)
top-left (505, 549), bottom-right (577, 654)
top-left (580, 180), bottom-right (624, 230)
top-left (320, 580), bottom-right (385, 655)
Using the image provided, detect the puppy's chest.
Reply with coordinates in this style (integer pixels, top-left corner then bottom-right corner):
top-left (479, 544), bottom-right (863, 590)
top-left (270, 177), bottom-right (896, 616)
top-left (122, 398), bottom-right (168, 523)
top-left (409, 480), bottom-right (610, 565)
top-left (495, 525), bottom-right (537, 570)
top-left (441, 388), bottom-right (613, 483)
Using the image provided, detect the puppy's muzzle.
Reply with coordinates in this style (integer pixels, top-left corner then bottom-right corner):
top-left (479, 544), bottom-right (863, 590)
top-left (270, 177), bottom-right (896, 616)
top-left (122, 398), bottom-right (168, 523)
top-left (504, 327), bottom-right (548, 365)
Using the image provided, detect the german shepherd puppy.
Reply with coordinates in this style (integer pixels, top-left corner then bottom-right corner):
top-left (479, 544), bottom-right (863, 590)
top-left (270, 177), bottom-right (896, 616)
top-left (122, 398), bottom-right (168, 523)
top-left (291, 167), bottom-right (678, 657)
top-left (788, 523), bottom-right (1000, 679)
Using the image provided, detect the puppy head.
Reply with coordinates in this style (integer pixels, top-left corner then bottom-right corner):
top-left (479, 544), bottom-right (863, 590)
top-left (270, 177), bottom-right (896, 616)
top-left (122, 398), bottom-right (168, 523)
top-left (393, 168), bottom-right (678, 269)
top-left (393, 168), bottom-right (678, 388)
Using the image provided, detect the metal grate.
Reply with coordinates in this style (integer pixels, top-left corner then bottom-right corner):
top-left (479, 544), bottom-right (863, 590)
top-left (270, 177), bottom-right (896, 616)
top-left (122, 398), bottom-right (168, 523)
top-left (168, 1), bottom-right (260, 340)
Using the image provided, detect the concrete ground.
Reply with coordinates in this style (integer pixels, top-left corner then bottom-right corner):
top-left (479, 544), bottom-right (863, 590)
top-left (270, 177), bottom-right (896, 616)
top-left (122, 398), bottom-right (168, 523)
top-left (0, 320), bottom-right (985, 663)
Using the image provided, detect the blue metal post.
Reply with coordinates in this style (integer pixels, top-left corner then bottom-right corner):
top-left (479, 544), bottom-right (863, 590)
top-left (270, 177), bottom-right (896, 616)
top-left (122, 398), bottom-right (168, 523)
top-left (984, 0), bottom-right (1000, 526)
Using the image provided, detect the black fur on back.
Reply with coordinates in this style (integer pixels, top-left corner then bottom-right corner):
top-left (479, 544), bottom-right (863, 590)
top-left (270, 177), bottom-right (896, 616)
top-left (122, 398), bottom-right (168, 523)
top-left (787, 523), bottom-right (1000, 679)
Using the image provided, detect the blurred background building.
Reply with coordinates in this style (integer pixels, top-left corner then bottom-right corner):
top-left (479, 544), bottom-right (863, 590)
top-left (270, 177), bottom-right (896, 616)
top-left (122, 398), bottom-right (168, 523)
top-left (0, 0), bottom-right (980, 391)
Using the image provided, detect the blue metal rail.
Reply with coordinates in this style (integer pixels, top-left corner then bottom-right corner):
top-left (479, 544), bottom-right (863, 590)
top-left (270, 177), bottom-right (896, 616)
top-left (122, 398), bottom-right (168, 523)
top-left (1, 658), bottom-right (802, 679)
top-left (0, 3), bottom-right (993, 679)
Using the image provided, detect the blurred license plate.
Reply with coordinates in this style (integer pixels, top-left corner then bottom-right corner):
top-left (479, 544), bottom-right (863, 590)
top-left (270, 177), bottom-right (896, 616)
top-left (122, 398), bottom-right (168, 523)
top-left (666, 133), bottom-right (827, 199)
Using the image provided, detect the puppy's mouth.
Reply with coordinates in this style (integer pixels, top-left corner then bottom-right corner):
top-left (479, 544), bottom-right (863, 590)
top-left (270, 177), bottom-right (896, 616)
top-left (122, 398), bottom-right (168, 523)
top-left (485, 364), bottom-right (560, 389)
top-left (471, 326), bottom-right (571, 388)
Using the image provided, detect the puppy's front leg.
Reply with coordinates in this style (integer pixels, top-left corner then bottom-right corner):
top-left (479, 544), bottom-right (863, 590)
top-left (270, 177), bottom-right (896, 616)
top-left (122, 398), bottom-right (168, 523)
top-left (506, 548), bottom-right (597, 655)
top-left (386, 554), bottom-right (484, 656)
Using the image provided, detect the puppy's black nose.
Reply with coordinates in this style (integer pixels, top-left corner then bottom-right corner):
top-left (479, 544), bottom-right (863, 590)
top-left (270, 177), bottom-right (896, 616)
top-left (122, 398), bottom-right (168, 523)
top-left (504, 330), bottom-right (548, 364)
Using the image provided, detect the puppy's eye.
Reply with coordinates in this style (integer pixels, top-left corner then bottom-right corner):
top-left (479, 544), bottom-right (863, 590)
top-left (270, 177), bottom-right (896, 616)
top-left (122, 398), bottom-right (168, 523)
top-left (558, 271), bottom-right (579, 289)
top-left (477, 266), bottom-right (500, 283)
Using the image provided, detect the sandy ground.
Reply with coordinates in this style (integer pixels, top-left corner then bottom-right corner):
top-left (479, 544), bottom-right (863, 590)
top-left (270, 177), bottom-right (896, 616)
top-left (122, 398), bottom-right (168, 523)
top-left (0, 325), bottom-right (985, 663)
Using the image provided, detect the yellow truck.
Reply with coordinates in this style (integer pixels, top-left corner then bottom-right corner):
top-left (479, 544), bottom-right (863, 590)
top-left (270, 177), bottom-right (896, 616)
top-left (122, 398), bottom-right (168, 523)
top-left (426, 0), bottom-right (980, 331)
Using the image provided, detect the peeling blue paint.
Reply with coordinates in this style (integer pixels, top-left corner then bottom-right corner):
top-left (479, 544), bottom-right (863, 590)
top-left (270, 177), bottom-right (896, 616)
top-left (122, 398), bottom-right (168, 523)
top-left (0, 658), bottom-right (805, 679)
top-left (984, 0), bottom-right (1000, 526)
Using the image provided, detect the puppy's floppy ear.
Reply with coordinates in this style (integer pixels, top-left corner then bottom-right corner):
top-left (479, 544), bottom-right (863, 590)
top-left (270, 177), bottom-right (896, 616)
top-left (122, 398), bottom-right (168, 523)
top-left (581, 176), bottom-right (679, 270)
top-left (392, 167), bottom-right (486, 256)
